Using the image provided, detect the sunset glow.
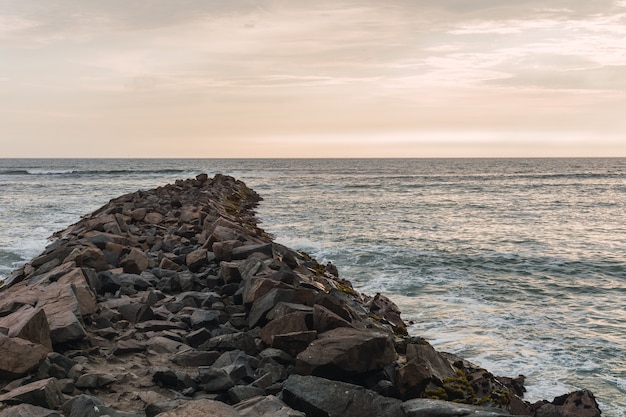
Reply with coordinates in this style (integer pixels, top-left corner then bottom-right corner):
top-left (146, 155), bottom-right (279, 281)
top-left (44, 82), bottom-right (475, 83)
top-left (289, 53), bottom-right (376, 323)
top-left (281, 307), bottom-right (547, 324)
top-left (1, 1), bottom-right (626, 157)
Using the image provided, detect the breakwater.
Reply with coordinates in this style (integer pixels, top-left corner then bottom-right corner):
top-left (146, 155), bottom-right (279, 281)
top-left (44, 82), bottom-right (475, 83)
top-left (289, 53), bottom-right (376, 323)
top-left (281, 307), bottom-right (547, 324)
top-left (0, 174), bottom-right (601, 416)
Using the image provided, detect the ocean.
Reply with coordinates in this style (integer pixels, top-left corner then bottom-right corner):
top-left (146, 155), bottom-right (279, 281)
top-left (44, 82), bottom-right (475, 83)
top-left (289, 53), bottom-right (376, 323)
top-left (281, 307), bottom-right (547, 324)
top-left (0, 158), bottom-right (624, 415)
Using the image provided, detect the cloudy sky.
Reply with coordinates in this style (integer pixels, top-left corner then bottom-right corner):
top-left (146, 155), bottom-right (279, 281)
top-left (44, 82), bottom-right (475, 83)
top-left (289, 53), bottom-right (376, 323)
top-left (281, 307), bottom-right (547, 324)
top-left (1, 0), bottom-right (626, 157)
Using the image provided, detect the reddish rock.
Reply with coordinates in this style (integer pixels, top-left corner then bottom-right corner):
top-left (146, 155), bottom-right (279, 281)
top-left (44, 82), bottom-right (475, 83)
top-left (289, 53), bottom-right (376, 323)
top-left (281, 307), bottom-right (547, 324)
top-left (296, 327), bottom-right (397, 375)
top-left (260, 311), bottom-right (312, 345)
top-left (0, 335), bottom-right (49, 379)
top-left (244, 278), bottom-right (293, 305)
top-left (0, 305), bottom-right (52, 351)
top-left (121, 247), bottom-right (150, 274)
top-left (56, 268), bottom-right (98, 316)
top-left (64, 246), bottom-right (108, 271)
top-left (35, 282), bottom-right (87, 344)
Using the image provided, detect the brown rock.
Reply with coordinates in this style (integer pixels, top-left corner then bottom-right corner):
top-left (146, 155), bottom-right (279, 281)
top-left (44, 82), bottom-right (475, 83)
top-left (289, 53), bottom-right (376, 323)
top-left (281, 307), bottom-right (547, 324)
top-left (260, 311), bottom-right (311, 345)
top-left (0, 305), bottom-right (52, 351)
top-left (144, 212), bottom-right (165, 224)
top-left (35, 283), bottom-right (87, 344)
top-left (159, 257), bottom-right (183, 272)
top-left (0, 335), bottom-right (49, 379)
top-left (312, 304), bottom-right (353, 333)
top-left (213, 240), bottom-right (243, 262)
top-left (185, 248), bottom-right (208, 271)
top-left (296, 327), bottom-right (397, 375)
top-left (120, 247), bottom-right (149, 274)
top-left (56, 268), bottom-right (98, 316)
top-left (64, 246), bottom-right (108, 272)
top-left (0, 378), bottom-right (64, 409)
top-left (272, 330), bottom-right (318, 357)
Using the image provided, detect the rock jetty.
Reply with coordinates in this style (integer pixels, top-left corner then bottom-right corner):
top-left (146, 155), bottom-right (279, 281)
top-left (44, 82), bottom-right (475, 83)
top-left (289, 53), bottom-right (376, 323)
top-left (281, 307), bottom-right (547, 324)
top-left (0, 174), bottom-right (601, 417)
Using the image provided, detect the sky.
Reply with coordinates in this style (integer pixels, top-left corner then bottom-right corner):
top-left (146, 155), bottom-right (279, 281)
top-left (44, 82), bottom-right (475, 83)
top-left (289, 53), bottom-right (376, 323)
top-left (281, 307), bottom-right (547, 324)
top-left (1, 0), bottom-right (626, 158)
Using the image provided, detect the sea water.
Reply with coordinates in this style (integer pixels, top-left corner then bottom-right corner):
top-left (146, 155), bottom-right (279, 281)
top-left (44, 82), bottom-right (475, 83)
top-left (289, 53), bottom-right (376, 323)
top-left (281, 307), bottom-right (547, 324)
top-left (0, 158), bottom-right (624, 416)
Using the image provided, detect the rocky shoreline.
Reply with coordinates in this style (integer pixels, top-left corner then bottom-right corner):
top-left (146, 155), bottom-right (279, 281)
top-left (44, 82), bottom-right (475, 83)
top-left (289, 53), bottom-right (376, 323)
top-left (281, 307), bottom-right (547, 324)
top-left (0, 174), bottom-right (601, 417)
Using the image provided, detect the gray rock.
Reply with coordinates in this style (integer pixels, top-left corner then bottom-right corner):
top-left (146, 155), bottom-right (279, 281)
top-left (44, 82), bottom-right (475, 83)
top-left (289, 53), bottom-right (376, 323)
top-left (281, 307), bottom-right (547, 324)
top-left (171, 350), bottom-right (220, 367)
top-left (227, 385), bottom-right (265, 403)
top-left (0, 378), bottom-right (64, 410)
top-left (0, 404), bottom-right (62, 417)
top-left (401, 398), bottom-right (513, 416)
top-left (282, 374), bottom-right (404, 417)
top-left (234, 394), bottom-right (306, 417)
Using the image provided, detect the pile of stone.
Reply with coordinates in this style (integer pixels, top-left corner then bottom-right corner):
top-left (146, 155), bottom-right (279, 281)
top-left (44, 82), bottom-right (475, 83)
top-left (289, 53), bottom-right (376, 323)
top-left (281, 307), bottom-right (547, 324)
top-left (0, 174), bottom-right (601, 417)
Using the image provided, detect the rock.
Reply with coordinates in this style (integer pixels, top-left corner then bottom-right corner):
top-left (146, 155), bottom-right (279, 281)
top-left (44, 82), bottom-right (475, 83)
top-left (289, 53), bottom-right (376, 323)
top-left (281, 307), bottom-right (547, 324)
top-left (120, 248), bottom-right (150, 274)
top-left (68, 394), bottom-right (141, 417)
top-left (0, 305), bottom-right (52, 351)
top-left (64, 246), bottom-right (108, 272)
top-left (185, 248), bottom-right (207, 271)
top-left (401, 398), bottom-right (513, 416)
top-left (260, 311), bottom-right (311, 345)
top-left (35, 282), bottom-right (87, 344)
top-left (249, 288), bottom-right (302, 328)
top-left (113, 339), bottom-right (147, 355)
top-left (218, 261), bottom-right (242, 284)
top-left (153, 399), bottom-right (239, 417)
top-left (312, 304), bottom-right (353, 333)
top-left (234, 394), bottom-right (306, 417)
top-left (271, 331), bottom-right (317, 357)
top-left (296, 327), bottom-right (397, 376)
top-left (189, 309), bottom-right (222, 329)
top-left (227, 385), bottom-right (265, 403)
top-left (0, 404), bottom-right (62, 417)
top-left (533, 390), bottom-right (601, 417)
top-left (0, 335), bottom-right (49, 379)
top-left (0, 378), bottom-right (64, 409)
top-left (118, 303), bottom-right (154, 323)
top-left (202, 332), bottom-right (257, 355)
top-left (282, 374), bottom-right (404, 417)
top-left (232, 243), bottom-right (273, 260)
top-left (171, 350), bottom-right (219, 367)
top-left (75, 373), bottom-right (116, 389)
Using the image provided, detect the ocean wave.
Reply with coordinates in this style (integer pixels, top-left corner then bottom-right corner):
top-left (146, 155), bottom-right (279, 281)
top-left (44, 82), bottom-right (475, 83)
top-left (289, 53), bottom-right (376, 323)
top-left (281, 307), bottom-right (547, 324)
top-left (0, 168), bottom-right (189, 176)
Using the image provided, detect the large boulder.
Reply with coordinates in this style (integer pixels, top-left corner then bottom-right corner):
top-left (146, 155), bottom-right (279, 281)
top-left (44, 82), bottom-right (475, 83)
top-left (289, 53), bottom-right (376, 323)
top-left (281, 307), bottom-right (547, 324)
top-left (0, 378), bottom-right (64, 409)
top-left (0, 305), bottom-right (52, 351)
top-left (533, 390), bottom-right (601, 417)
top-left (0, 335), bottom-right (49, 379)
top-left (282, 374), bottom-right (404, 417)
top-left (295, 327), bottom-right (397, 376)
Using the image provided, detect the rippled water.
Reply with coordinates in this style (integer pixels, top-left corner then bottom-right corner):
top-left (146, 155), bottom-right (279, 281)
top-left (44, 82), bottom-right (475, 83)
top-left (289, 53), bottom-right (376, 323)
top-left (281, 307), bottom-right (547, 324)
top-left (1, 158), bottom-right (624, 416)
